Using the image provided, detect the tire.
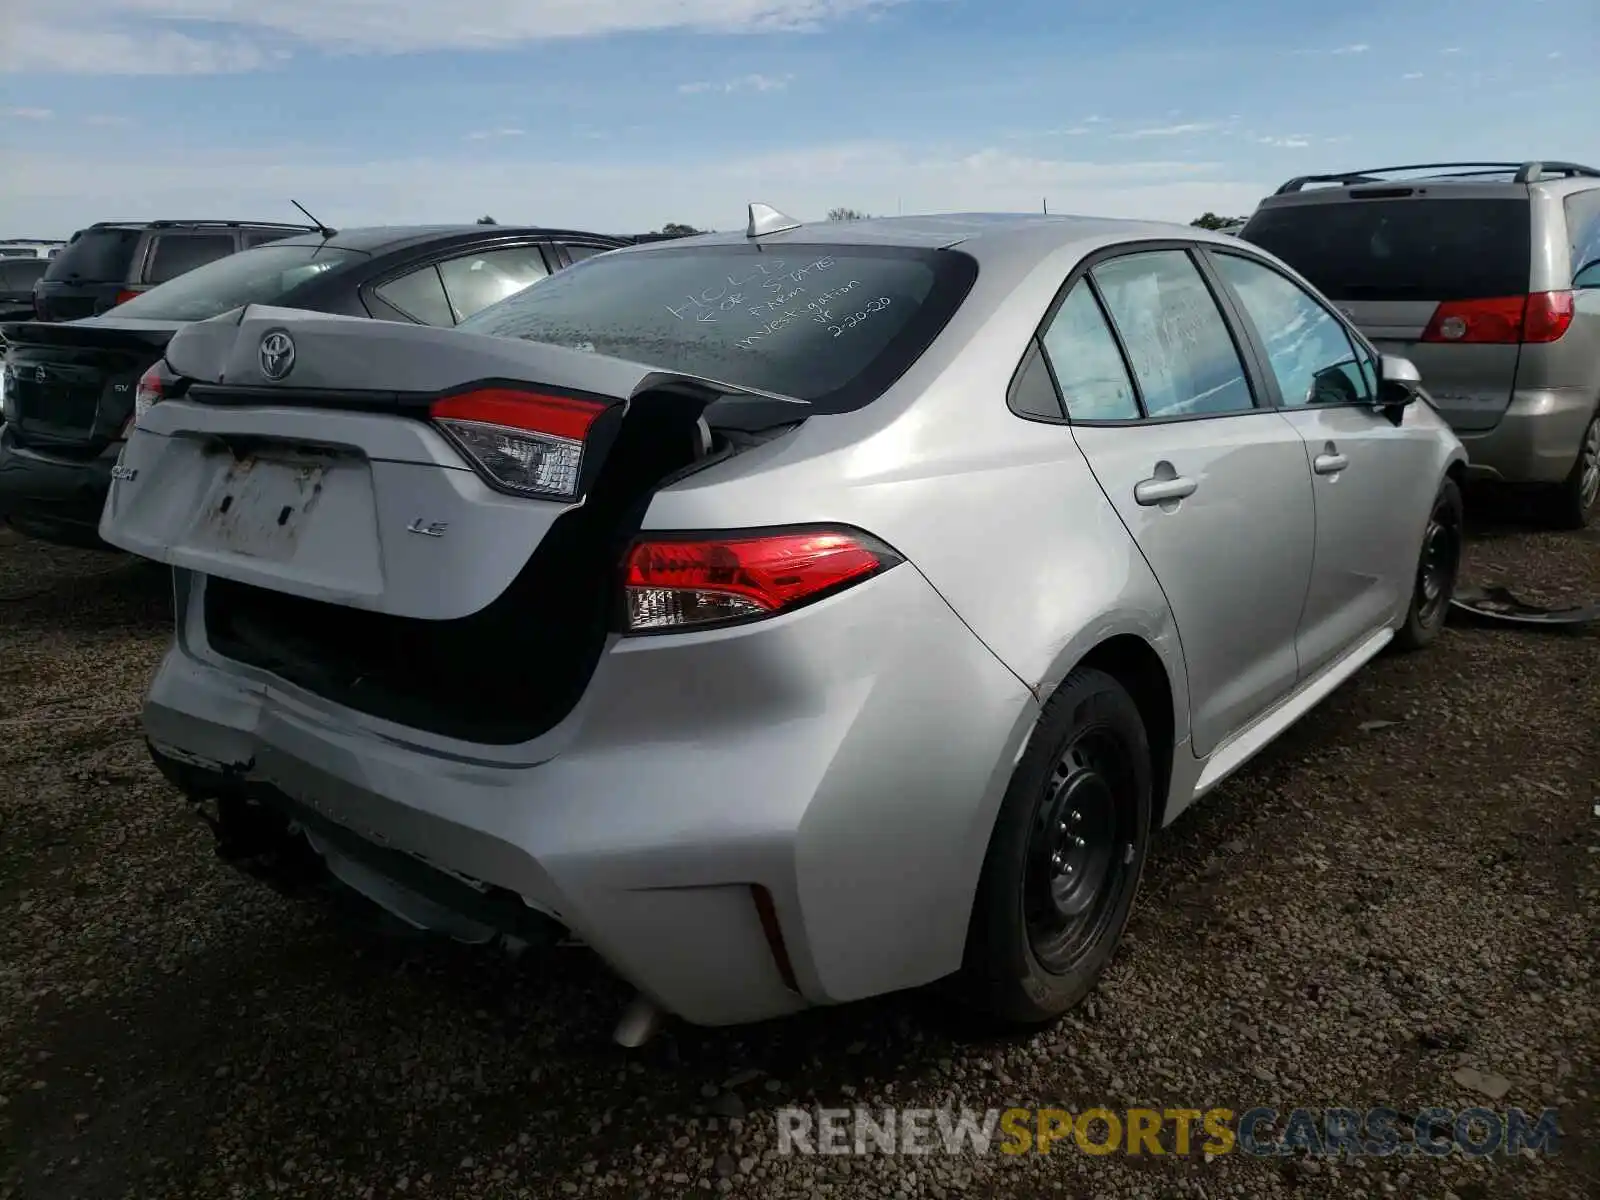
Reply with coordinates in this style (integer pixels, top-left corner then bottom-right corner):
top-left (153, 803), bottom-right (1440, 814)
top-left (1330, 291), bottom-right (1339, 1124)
top-left (1545, 412), bottom-right (1600, 531)
top-left (959, 667), bottom-right (1153, 1024)
top-left (1392, 475), bottom-right (1464, 652)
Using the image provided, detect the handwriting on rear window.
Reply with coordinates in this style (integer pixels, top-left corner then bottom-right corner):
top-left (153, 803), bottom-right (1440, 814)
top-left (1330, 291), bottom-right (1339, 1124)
top-left (664, 257), bottom-right (836, 324)
top-left (823, 297), bottom-right (891, 338)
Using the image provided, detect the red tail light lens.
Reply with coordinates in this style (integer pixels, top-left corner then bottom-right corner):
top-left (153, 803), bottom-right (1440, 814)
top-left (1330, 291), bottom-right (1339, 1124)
top-left (1420, 292), bottom-right (1573, 345)
top-left (622, 528), bottom-right (902, 633)
top-left (131, 364), bottom-right (164, 429)
top-left (1521, 291), bottom-right (1575, 343)
top-left (113, 289), bottom-right (140, 307)
top-left (429, 387), bottom-right (609, 501)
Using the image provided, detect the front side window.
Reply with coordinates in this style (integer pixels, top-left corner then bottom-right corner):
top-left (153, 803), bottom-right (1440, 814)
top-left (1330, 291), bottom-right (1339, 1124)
top-left (1039, 282), bottom-right (1139, 421)
top-left (1090, 249), bottom-right (1255, 418)
top-left (438, 245), bottom-right (551, 322)
top-left (1212, 253), bottom-right (1372, 407)
top-left (145, 234), bottom-right (236, 285)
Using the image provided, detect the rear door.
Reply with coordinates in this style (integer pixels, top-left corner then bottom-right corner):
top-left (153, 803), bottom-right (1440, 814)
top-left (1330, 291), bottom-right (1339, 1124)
top-left (1044, 244), bottom-right (1317, 757)
top-left (1205, 248), bottom-right (1433, 677)
top-left (1240, 188), bottom-right (1532, 432)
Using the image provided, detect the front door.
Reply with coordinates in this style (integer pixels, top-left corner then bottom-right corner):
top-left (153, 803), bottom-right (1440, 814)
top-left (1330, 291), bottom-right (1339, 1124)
top-left (1206, 249), bottom-right (1440, 678)
top-left (1040, 247), bottom-right (1317, 757)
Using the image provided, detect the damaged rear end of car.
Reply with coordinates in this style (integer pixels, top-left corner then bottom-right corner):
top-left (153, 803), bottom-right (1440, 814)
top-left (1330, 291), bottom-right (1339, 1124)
top-left (103, 234), bottom-right (1026, 1036)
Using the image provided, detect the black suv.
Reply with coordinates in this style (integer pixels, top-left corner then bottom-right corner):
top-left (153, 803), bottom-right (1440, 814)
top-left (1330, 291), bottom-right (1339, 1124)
top-left (0, 223), bottom-right (628, 548)
top-left (31, 220), bottom-right (316, 323)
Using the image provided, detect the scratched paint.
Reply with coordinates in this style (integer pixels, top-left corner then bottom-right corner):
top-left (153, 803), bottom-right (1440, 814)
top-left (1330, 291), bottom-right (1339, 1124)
top-left (201, 455), bottom-right (329, 561)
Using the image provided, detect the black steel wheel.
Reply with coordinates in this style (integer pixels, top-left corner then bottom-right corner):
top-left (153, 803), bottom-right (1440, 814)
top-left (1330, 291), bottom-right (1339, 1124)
top-left (1394, 475), bottom-right (1463, 652)
top-left (961, 667), bottom-right (1153, 1023)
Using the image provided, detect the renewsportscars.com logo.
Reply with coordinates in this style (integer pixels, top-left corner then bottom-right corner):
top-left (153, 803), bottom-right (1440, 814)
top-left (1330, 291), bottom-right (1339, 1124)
top-left (776, 1105), bottom-right (1561, 1159)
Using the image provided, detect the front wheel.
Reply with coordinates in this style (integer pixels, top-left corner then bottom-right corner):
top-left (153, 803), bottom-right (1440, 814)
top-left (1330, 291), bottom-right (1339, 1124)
top-left (1392, 475), bottom-right (1464, 652)
top-left (959, 667), bottom-right (1153, 1023)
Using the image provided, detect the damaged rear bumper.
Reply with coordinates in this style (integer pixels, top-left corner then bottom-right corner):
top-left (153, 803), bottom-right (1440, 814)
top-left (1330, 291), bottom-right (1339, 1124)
top-left (142, 562), bottom-right (1036, 1027)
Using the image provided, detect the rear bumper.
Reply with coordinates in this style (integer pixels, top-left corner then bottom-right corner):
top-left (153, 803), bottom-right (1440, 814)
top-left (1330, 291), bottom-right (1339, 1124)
top-left (141, 562), bottom-right (1038, 1027)
top-left (1456, 389), bottom-right (1597, 484)
top-left (0, 424), bottom-right (118, 548)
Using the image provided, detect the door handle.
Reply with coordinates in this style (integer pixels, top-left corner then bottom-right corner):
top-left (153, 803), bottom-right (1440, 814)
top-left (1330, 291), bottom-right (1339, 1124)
top-left (1313, 452), bottom-right (1349, 476)
top-left (1134, 475), bottom-right (1198, 505)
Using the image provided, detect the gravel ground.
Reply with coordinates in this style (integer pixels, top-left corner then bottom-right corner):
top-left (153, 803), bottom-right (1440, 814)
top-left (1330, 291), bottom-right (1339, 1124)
top-left (2, 501), bottom-right (1597, 1200)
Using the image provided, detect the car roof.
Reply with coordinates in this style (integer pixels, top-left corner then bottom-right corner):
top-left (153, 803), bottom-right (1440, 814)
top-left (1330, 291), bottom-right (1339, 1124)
top-left (613, 211), bottom-right (1233, 265)
top-left (262, 225), bottom-right (632, 255)
top-left (1252, 159), bottom-right (1600, 208)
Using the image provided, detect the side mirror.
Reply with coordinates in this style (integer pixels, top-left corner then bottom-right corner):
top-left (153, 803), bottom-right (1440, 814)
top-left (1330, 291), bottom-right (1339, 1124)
top-left (1574, 259), bottom-right (1600, 289)
top-left (1374, 354), bottom-right (1422, 421)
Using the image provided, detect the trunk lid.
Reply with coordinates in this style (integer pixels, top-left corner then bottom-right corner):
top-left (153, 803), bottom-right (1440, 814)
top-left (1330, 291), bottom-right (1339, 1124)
top-left (100, 305), bottom-right (805, 622)
top-left (1, 317), bottom-right (179, 453)
top-left (1241, 190), bottom-right (1533, 433)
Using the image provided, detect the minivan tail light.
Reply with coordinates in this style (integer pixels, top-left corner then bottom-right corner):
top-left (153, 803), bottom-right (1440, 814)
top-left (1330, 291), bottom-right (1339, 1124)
top-left (429, 387), bottom-right (608, 501)
top-left (622, 528), bottom-right (902, 633)
top-left (1420, 292), bottom-right (1573, 345)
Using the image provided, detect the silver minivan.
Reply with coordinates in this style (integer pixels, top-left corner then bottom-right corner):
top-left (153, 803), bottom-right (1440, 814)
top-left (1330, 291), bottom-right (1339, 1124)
top-left (1241, 160), bottom-right (1600, 527)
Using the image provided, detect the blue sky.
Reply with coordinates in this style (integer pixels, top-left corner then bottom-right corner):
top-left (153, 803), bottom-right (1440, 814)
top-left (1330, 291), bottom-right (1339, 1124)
top-left (2, 0), bottom-right (1593, 237)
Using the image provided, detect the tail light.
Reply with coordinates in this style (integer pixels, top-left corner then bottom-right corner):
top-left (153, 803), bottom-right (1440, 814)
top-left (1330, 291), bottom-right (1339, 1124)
top-left (1420, 292), bottom-right (1573, 345)
top-left (622, 527), bottom-right (902, 633)
top-left (429, 387), bottom-right (608, 501)
top-left (113, 289), bottom-right (140, 307)
top-left (120, 364), bottom-right (165, 437)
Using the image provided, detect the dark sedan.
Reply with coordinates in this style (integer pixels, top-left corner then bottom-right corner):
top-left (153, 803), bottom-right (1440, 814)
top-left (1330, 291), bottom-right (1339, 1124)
top-left (0, 259), bottom-right (48, 323)
top-left (0, 223), bottom-right (627, 548)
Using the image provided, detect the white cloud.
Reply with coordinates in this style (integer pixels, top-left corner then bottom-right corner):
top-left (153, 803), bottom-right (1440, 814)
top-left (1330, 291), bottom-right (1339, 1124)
top-left (1115, 122), bottom-right (1217, 139)
top-left (678, 73), bottom-right (794, 94)
top-left (466, 127), bottom-right (526, 140)
top-left (2, 1), bottom-right (910, 75)
top-left (3, 107), bottom-right (54, 119)
top-left (1256, 135), bottom-right (1311, 149)
top-left (1330, 43), bottom-right (1370, 55)
top-left (1402, 71), bottom-right (1424, 80)
top-left (1441, 46), bottom-right (1463, 54)
top-left (0, 141), bottom-right (1269, 239)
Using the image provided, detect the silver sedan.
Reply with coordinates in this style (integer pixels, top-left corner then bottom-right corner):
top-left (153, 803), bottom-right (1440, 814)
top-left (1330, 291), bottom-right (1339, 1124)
top-left (100, 208), bottom-right (1466, 1041)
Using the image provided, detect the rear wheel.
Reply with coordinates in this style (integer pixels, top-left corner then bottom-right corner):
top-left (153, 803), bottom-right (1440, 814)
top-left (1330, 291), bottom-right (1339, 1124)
top-left (1546, 412), bottom-right (1600, 531)
top-left (1392, 475), bottom-right (1463, 652)
top-left (960, 668), bottom-right (1152, 1023)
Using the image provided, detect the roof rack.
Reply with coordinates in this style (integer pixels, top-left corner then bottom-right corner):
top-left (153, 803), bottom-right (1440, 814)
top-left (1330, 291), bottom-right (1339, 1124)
top-left (1273, 160), bottom-right (1600, 195)
top-left (88, 219), bottom-right (318, 231)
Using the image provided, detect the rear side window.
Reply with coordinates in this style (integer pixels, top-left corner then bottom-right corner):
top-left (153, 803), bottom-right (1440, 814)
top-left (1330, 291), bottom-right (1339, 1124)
top-left (146, 234), bottom-right (237, 285)
top-left (1039, 283), bottom-right (1139, 421)
top-left (243, 230), bottom-right (299, 248)
top-left (1240, 198), bottom-right (1531, 301)
top-left (1212, 254), bottom-right (1373, 407)
top-left (456, 243), bottom-right (978, 412)
top-left (374, 265), bottom-right (455, 326)
top-left (1090, 250), bottom-right (1254, 418)
top-left (562, 245), bottom-right (605, 265)
top-left (42, 227), bottom-right (141, 283)
top-left (1565, 189), bottom-right (1600, 281)
top-left (111, 244), bottom-right (360, 321)
top-left (438, 245), bottom-right (550, 322)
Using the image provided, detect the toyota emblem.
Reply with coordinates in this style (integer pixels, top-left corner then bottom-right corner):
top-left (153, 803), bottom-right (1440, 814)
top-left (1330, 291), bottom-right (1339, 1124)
top-left (259, 331), bottom-right (296, 381)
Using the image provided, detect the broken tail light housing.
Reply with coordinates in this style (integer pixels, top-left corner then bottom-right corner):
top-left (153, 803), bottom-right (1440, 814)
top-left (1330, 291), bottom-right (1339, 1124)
top-left (622, 527), bottom-right (903, 633)
top-left (430, 386), bottom-right (609, 502)
top-left (1420, 292), bottom-right (1574, 345)
top-left (129, 364), bottom-right (164, 432)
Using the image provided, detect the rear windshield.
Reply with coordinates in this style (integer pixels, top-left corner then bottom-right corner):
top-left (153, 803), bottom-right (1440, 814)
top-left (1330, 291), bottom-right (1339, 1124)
top-left (1240, 198), bottom-right (1531, 301)
top-left (43, 227), bottom-right (142, 283)
top-left (111, 243), bottom-right (360, 321)
top-left (0, 259), bottom-right (47, 290)
top-left (456, 242), bottom-right (978, 411)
